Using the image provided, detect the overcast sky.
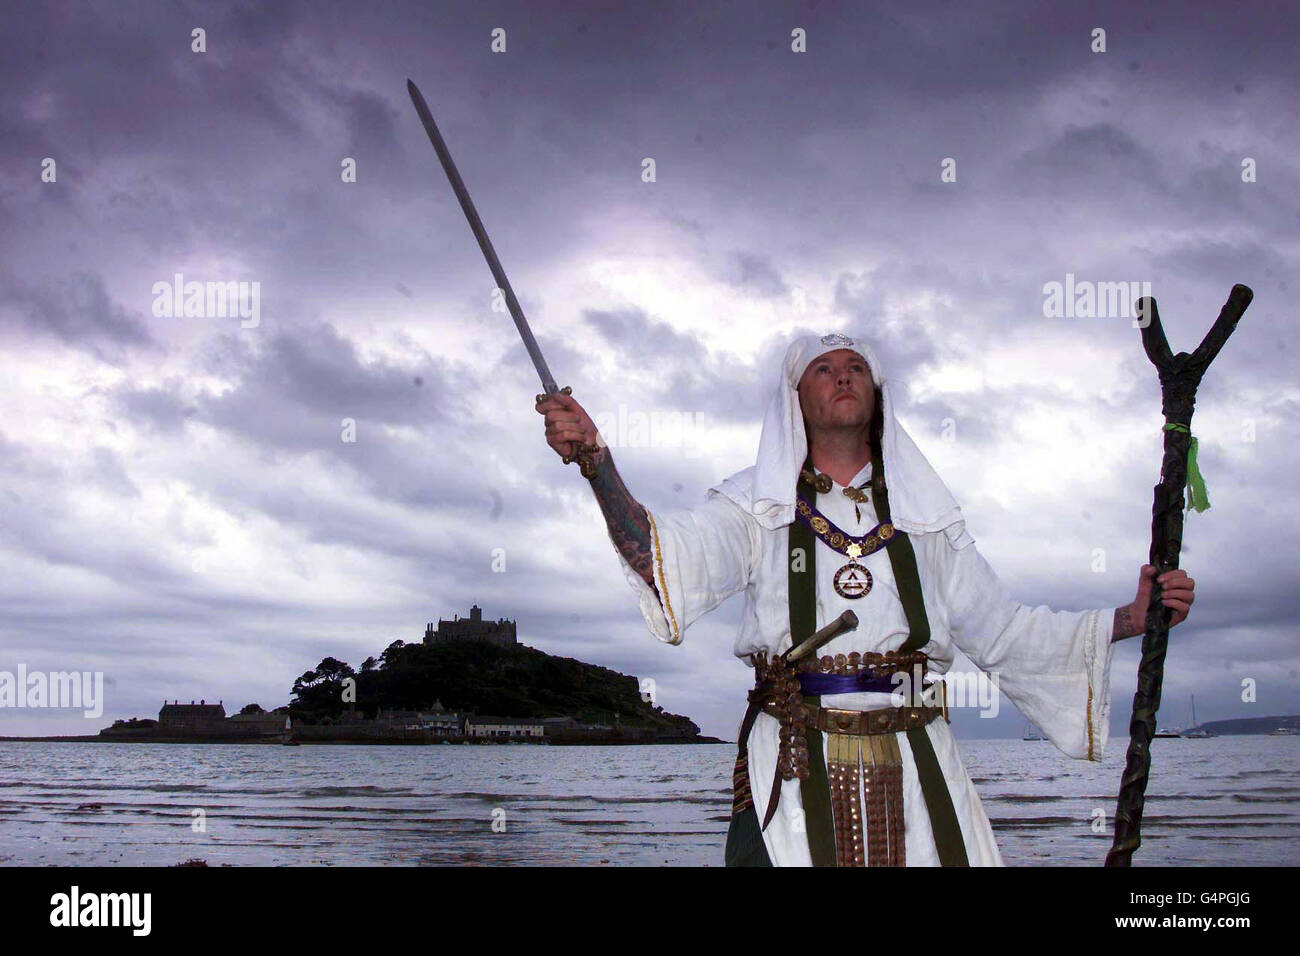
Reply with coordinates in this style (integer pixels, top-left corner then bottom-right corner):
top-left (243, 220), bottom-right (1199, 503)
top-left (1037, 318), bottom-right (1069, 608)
top-left (1, 0), bottom-right (1296, 744)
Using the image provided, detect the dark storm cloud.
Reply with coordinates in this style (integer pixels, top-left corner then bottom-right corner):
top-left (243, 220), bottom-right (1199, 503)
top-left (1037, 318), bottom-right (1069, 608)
top-left (97, 319), bottom-right (601, 573)
top-left (1004, 122), bottom-right (1293, 248)
top-left (1151, 238), bottom-right (1289, 290)
top-left (334, 87), bottom-right (404, 158)
top-left (0, 3), bottom-right (299, 172)
top-left (219, 322), bottom-right (448, 427)
top-left (903, 396), bottom-right (1001, 449)
top-left (0, 271), bottom-right (154, 355)
top-left (88, 446), bottom-right (141, 500)
top-left (586, 306), bottom-right (705, 357)
top-left (1013, 123), bottom-right (1156, 186)
top-left (720, 251), bottom-right (789, 299)
top-left (583, 306), bottom-right (763, 424)
top-left (831, 266), bottom-right (945, 377)
top-left (108, 320), bottom-right (495, 518)
top-left (115, 381), bottom-right (197, 433)
top-left (0, 435), bottom-right (189, 591)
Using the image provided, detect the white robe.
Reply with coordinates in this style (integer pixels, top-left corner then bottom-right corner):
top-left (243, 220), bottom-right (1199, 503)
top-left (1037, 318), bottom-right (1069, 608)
top-left (613, 461), bottom-right (1118, 866)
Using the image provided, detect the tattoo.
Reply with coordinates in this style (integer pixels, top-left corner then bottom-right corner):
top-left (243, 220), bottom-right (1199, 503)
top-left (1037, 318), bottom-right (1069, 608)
top-left (1112, 605), bottom-right (1141, 643)
top-left (588, 449), bottom-right (660, 597)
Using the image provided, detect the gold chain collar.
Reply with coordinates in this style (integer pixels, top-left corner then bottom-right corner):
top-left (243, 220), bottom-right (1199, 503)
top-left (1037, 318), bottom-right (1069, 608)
top-left (794, 497), bottom-right (894, 559)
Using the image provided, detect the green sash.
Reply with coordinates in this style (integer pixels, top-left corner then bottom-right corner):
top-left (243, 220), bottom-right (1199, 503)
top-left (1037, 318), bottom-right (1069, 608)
top-left (868, 446), bottom-right (969, 867)
top-left (789, 511), bottom-right (838, 866)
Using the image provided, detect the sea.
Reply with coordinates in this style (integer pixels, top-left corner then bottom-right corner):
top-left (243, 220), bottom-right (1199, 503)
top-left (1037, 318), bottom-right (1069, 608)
top-left (1, 736), bottom-right (1295, 866)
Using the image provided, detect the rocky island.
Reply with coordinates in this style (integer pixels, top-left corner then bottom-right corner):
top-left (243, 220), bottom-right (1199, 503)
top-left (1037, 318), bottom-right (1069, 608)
top-left (23, 606), bottom-right (723, 746)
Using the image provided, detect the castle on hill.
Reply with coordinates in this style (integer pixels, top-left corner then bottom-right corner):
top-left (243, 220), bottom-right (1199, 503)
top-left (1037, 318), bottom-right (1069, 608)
top-left (423, 604), bottom-right (517, 648)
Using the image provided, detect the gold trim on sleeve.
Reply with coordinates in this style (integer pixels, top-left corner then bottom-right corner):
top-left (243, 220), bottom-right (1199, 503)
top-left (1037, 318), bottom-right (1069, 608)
top-left (1086, 684), bottom-right (1095, 761)
top-left (1085, 610), bottom-right (1097, 761)
top-left (647, 511), bottom-right (681, 645)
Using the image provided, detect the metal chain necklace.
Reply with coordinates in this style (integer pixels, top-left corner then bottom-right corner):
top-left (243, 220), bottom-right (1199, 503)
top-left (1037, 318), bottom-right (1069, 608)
top-left (794, 489), bottom-right (894, 600)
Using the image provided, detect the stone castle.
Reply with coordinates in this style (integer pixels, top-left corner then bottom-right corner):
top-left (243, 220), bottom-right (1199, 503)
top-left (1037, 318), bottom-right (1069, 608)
top-left (423, 604), bottom-right (517, 648)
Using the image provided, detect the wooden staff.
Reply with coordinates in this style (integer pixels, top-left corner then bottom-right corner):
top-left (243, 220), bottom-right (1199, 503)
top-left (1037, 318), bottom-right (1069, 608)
top-left (1105, 283), bottom-right (1253, 866)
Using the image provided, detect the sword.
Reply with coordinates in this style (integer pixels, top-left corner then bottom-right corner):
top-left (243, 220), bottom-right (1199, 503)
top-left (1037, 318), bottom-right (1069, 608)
top-left (406, 77), bottom-right (599, 478)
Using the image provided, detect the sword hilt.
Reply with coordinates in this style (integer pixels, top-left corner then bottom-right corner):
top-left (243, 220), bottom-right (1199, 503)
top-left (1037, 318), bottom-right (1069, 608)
top-left (563, 442), bottom-right (601, 479)
top-left (534, 385), bottom-right (602, 479)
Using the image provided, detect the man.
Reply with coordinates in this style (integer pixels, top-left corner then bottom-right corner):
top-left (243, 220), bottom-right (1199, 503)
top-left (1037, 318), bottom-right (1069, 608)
top-left (536, 332), bottom-right (1195, 866)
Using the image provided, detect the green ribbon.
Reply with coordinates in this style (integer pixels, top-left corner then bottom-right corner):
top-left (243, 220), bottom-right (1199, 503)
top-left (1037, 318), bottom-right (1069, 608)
top-left (1163, 423), bottom-right (1210, 513)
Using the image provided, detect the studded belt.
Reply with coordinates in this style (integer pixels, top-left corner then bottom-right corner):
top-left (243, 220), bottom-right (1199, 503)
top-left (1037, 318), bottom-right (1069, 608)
top-left (772, 700), bottom-right (945, 736)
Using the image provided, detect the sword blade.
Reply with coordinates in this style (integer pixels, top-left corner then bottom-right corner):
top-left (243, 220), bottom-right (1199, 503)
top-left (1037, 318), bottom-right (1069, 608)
top-left (406, 78), bottom-right (558, 394)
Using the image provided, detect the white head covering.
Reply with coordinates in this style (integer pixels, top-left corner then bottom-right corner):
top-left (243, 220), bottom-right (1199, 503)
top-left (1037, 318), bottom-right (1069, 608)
top-left (711, 332), bottom-right (971, 545)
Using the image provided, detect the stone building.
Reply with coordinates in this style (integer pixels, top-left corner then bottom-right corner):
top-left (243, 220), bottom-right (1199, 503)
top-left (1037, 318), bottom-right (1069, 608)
top-left (423, 604), bottom-right (517, 648)
top-left (157, 700), bottom-right (227, 735)
top-left (228, 711), bottom-right (286, 736)
top-left (372, 709), bottom-right (423, 729)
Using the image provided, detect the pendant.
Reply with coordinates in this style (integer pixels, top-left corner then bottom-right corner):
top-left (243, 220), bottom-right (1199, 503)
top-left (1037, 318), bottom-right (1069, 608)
top-left (833, 544), bottom-right (873, 599)
top-left (834, 562), bottom-right (872, 599)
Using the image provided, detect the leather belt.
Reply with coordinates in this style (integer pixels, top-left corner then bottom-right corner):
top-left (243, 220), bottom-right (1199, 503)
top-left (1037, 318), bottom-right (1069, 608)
top-left (764, 699), bottom-right (944, 736)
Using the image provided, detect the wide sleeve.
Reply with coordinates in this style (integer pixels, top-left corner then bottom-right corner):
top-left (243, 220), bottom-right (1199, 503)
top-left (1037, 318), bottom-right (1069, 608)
top-left (610, 491), bottom-right (760, 646)
top-left (935, 535), bottom-right (1117, 761)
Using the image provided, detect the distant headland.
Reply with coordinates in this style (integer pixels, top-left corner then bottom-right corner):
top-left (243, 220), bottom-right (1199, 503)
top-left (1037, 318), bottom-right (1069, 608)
top-left (4, 605), bottom-right (724, 746)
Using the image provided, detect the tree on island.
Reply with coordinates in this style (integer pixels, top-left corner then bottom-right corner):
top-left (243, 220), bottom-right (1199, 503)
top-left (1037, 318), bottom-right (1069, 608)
top-left (291, 657), bottom-right (356, 724)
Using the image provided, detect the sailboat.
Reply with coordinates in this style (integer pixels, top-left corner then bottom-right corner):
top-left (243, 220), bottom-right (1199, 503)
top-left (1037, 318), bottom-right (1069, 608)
top-left (1183, 695), bottom-right (1210, 738)
top-left (281, 715), bottom-right (300, 746)
top-left (1021, 719), bottom-right (1044, 741)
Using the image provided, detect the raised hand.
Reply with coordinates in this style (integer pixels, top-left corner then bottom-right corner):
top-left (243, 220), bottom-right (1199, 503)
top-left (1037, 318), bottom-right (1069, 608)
top-left (535, 390), bottom-right (605, 469)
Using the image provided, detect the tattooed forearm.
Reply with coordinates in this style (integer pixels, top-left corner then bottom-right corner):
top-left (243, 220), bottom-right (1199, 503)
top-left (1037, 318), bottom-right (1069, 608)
top-left (587, 448), bottom-right (660, 596)
top-left (1112, 604), bottom-right (1142, 642)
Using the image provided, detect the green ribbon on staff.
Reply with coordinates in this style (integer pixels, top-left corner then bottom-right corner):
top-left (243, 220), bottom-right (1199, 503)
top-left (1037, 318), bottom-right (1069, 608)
top-left (1163, 423), bottom-right (1210, 513)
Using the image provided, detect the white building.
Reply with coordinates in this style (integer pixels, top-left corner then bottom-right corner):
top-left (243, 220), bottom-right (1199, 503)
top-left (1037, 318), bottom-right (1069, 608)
top-left (466, 716), bottom-right (545, 738)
